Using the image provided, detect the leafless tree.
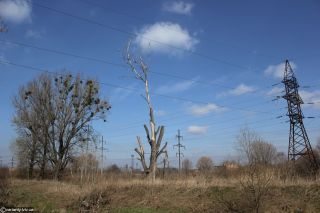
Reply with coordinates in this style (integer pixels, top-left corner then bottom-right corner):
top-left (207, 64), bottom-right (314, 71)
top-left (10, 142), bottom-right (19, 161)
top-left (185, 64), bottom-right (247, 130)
top-left (12, 75), bottom-right (52, 178)
top-left (236, 128), bottom-right (277, 165)
top-left (0, 168), bottom-right (10, 206)
top-left (274, 152), bottom-right (286, 165)
top-left (12, 73), bottom-right (111, 180)
top-left (236, 127), bottom-right (259, 164)
top-left (182, 158), bottom-right (192, 175)
top-left (196, 156), bottom-right (214, 172)
top-left (106, 164), bottom-right (121, 174)
top-left (125, 41), bottom-right (167, 181)
top-left (71, 153), bottom-right (99, 183)
top-left (11, 137), bottom-right (33, 178)
top-left (251, 141), bottom-right (277, 165)
top-left (240, 165), bottom-right (272, 213)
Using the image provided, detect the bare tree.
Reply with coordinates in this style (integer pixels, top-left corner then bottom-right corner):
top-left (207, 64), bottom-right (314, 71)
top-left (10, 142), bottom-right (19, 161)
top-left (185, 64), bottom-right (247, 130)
top-left (196, 156), bottom-right (214, 173)
top-left (12, 76), bottom-right (52, 178)
top-left (274, 152), bottom-right (286, 165)
top-left (0, 168), bottom-right (10, 206)
top-left (71, 153), bottom-right (99, 183)
top-left (182, 158), bottom-right (192, 175)
top-left (236, 128), bottom-right (277, 165)
top-left (251, 141), bottom-right (277, 165)
top-left (12, 73), bottom-right (111, 180)
top-left (107, 164), bottom-right (121, 174)
top-left (11, 137), bottom-right (33, 178)
top-left (240, 165), bottom-right (272, 213)
top-left (125, 41), bottom-right (167, 181)
top-left (236, 127), bottom-right (259, 164)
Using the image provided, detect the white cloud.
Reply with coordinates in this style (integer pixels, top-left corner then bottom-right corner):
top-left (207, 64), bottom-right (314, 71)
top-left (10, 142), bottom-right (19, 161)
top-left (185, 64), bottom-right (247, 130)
top-left (0, 0), bottom-right (32, 23)
top-left (266, 86), bottom-right (283, 96)
top-left (134, 22), bottom-right (199, 55)
top-left (25, 29), bottom-right (45, 39)
top-left (219, 84), bottom-right (255, 97)
top-left (163, 1), bottom-right (194, 15)
top-left (299, 90), bottom-right (320, 109)
top-left (188, 103), bottom-right (226, 116)
top-left (264, 62), bottom-right (297, 79)
top-left (229, 84), bottom-right (255, 96)
top-left (156, 78), bottom-right (197, 94)
top-left (187, 125), bottom-right (208, 135)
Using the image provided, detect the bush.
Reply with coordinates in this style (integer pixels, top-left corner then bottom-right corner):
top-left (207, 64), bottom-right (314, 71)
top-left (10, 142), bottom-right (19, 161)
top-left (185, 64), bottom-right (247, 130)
top-left (78, 190), bottom-right (110, 212)
top-left (0, 167), bottom-right (10, 206)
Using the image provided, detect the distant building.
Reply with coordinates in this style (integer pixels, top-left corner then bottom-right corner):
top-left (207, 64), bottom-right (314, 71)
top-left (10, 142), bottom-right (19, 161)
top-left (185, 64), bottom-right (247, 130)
top-left (223, 161), bottom-right (240, 170)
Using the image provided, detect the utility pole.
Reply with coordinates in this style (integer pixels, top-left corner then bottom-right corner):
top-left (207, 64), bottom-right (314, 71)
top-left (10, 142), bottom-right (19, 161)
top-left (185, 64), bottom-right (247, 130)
top-left (100, 136), bottom-right (108, 175)
top-left (174, 129), bottom-right (185, 173)
top-left (162, 149), bottom-right (168, 178)
top-left (11, 157), bottom-right (14, 169)
top-left (282, 60), bottom-right (318, 171)
top-left (131, 154), bottom-right (134, 172)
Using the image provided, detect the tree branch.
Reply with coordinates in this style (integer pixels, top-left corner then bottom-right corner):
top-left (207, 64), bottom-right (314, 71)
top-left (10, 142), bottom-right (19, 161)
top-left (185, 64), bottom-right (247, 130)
top-left (143, 124), bottom-right (151, 145)
top-left (125, 40), bottom-right (145, 82)
top-left (157, 142), bottom-right (168, 158)
top-left (135, 136), bottom-right (148, 172)
top-left (156, 126), bottom-right (165, 149)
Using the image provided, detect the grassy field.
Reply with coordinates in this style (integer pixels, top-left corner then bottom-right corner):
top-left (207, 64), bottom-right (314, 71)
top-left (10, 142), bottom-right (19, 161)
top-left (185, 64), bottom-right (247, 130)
top-left (6, 176), bottom-right (320, 213)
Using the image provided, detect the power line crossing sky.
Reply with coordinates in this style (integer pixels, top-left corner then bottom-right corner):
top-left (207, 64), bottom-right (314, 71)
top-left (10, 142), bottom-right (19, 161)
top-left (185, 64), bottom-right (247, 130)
top-left (0, 0), bottom-right (319, 167)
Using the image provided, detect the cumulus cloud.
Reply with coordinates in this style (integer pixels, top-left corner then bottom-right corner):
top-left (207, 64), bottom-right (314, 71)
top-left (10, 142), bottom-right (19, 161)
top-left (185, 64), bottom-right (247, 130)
top-left (156, 78), bottom-right (197, 94)
top-left (219, 84), bottom-right (255, 97)
top-left (134, 22), bottom-right (198, 55)
top-left (266, 86), bottom-right (283, 96)
top-left (187, 125), bottom-right (208, 135)
top-left (299, 90), bottom-right (320, 109)
top-left (264, 62), bottom-right (297, 79)
top-left (229, 84), bottom-right (255, 96)
top-left (188, 103), bottom-right (226, 116)
top-left (0, 0), bottom-right (32, 23)
top-left (163, 1), bottom-right (194, 15)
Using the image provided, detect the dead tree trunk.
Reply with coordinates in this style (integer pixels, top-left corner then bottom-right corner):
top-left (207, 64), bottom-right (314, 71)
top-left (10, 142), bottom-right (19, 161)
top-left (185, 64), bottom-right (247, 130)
top-left (125, 41), bottom-right (167, 181)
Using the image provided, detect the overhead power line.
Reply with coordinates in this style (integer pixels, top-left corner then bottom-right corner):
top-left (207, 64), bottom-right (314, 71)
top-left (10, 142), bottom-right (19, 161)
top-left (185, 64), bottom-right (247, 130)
top-left (32, 2), bottom-right (264, 70)
top-left (0, 39), bottom-right (276, 93)
top-left (105, 101), bottom-right (285, 140)
top-left (0, 59), bottom-right (273, 115)
top-left (77, 0), bottom-right (280, 61)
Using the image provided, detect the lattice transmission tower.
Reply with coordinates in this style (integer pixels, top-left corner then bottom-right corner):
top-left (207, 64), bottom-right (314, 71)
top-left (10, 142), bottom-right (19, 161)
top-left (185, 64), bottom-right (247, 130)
top-left (174, 129), bottom-right (185, 173)
top-left (282, 60), bottom-right (318, 170)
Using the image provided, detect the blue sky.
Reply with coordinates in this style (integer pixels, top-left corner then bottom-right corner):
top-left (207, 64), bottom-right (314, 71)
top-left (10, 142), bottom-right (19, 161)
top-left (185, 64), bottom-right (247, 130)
top-left (0, 0), bottom-right (320, 168)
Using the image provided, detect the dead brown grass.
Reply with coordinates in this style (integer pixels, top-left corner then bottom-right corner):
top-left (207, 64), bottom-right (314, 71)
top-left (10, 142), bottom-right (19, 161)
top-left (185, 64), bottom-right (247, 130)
top-left (7, 173), bottom-right (320, 213)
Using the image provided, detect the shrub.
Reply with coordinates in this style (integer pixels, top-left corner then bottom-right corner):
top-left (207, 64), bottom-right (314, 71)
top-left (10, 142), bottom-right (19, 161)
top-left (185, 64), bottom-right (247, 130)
top-left (0, 167), bottom-right (10, 206)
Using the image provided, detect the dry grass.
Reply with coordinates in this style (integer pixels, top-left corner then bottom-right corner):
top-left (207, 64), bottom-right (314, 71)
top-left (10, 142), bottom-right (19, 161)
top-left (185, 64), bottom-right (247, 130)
top-left (7, 172), bottom-right (320, 213)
